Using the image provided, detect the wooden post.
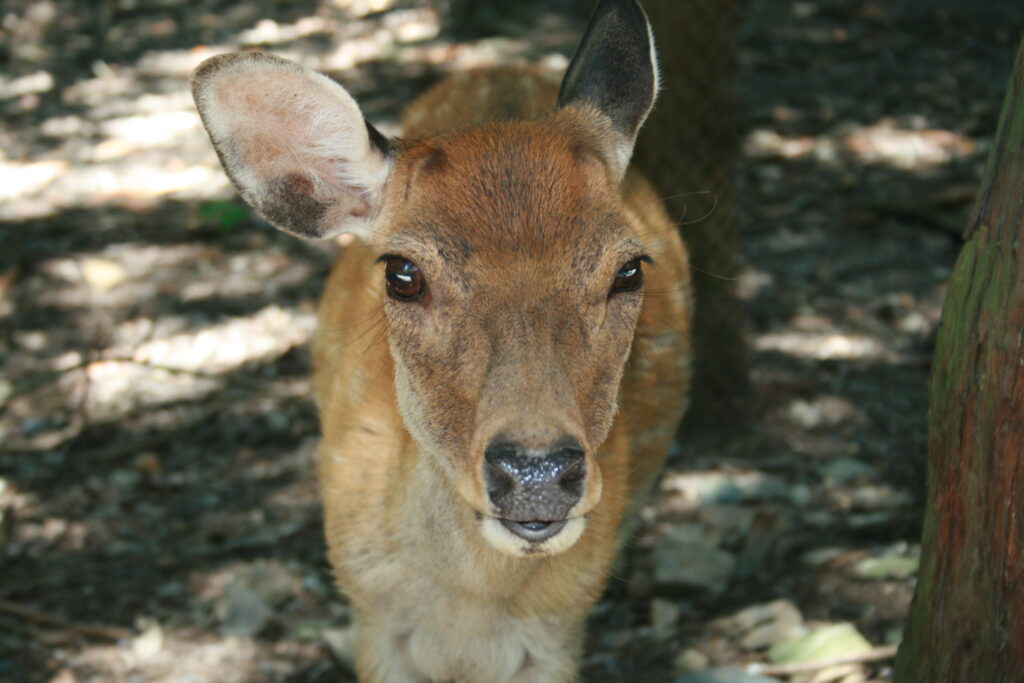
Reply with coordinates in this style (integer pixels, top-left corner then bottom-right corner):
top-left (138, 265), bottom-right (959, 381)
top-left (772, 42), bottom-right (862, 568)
top-left (894, 38), bottom-right (1024, 682)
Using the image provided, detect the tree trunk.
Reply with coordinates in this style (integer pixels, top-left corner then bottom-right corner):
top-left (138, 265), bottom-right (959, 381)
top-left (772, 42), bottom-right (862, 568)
top-left (894, 39), bottom-right (1024, 682)
top-left (632, 0), bottom-right (750, 430)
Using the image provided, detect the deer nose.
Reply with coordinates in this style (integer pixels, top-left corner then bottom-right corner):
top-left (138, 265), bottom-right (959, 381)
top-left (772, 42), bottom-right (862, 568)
top-left (484, 438), bottom-right (586, 541)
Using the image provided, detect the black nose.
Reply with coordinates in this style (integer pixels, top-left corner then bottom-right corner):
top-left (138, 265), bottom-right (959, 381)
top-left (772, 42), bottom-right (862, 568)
top-left (484, 438), bottom-right (586, 528)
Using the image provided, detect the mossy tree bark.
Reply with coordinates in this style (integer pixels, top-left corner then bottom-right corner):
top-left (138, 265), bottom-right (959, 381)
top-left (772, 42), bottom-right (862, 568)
top-left (894, 39), bottom-right (1024, 682)
top-left (632, 0), bottom-right (750, 430)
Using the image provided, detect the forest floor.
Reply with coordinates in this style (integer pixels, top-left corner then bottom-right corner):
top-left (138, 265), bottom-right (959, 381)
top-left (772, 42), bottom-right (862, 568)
top-left (0, 1), bottom-right (1020, 681)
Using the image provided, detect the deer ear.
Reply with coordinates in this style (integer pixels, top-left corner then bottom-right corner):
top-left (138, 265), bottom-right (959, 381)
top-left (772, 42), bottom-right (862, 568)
top-left (192, 52), bottom-right (393, 240)
top-left (557, 0), bottom-right (659, 179)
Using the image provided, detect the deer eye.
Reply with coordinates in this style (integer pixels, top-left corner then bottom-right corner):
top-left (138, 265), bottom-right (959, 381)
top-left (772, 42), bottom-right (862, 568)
top-left (382, 257), bottom-right (426, 302)
top-left (610, 257), bottom-right (645, 295)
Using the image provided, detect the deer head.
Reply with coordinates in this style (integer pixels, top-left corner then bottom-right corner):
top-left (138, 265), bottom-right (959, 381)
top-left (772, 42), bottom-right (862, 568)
top-left (192, 0), bottom-right (661, 557)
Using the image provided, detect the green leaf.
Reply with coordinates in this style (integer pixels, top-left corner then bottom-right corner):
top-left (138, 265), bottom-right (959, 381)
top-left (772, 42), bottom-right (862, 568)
top-left (199, 200), bottom-right (249, 232)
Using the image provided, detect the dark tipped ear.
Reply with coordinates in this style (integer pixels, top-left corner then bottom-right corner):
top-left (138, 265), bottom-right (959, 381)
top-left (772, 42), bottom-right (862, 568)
top-left (558, 0), bottom-right (659, 179)
top-left (192, 52), bottom-right (394, 240)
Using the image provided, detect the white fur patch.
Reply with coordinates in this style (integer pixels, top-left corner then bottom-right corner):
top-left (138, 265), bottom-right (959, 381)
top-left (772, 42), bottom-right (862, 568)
top-left (479, 516), bottom-right (587, 557)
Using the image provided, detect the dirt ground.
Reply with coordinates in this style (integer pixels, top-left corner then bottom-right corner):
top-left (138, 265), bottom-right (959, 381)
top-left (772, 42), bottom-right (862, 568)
top-left (1, 1), bottom-right (1020, 682)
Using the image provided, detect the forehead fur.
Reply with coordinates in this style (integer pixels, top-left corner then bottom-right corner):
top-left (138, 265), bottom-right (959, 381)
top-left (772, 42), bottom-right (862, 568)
top-left (388, 113), bottom-right (626, 259)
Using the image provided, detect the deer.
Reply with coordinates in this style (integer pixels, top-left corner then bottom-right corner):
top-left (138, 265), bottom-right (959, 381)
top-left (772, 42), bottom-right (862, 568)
top-left (191, 0), bottom-right (691, 680)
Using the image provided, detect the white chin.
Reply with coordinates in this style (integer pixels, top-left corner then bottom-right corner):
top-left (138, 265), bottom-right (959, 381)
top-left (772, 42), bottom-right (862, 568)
top-left (479, 516), bottom-right (587, 557)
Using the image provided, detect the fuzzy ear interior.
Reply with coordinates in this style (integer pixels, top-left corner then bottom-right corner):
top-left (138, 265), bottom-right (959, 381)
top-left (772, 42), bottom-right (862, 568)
top-left (192, 52), bottom-right (393, 240)
top-left (558, 0), bottom-right (659, 179)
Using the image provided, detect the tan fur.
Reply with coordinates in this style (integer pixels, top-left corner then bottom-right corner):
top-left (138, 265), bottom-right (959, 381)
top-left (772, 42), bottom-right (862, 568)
top-left (312, 68), bottom-right (691, 682)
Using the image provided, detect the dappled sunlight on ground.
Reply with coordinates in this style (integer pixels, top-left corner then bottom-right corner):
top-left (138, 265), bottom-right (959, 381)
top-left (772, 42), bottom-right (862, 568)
top-left (744, 119), bottom-right (976, 170)
top-left (0, 0), bottom-right (577, 222)
top-left (129, 305), bottom-right (316, 374)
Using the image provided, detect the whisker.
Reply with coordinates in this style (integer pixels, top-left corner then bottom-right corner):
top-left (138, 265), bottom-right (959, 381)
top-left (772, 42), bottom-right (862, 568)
top-left (653, 315), bottom-right (693, 342)
top-left (676, 190), bottom-right (719, 227)
top-left (656, 189), bottom-right (716, 206)
top-left (322, 305), bottom-right (387, 334)
top-left (337, 308), bottom-right (387, 345)
top-left (690, 266), bottom-right (738, 282)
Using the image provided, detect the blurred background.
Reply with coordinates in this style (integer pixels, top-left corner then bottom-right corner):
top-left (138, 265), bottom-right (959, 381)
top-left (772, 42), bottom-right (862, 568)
top-left (0, 1), bottom-right (1020, 681)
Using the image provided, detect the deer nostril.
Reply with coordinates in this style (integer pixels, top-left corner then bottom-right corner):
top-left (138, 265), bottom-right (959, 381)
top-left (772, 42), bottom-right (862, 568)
top-left (485, 458), bottom-right (516, 502)
top-left (484, 442), bottom-right (521, 506)
top-left (556, 452), bottom-right (586, 496)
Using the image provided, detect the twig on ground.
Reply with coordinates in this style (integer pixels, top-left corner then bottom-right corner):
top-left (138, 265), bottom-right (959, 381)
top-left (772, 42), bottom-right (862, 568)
top-left (0, 599), bottom-right (131, 641)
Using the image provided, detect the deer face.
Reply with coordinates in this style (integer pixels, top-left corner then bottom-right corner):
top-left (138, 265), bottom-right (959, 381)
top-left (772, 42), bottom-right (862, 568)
top-left (374, 116), bottom-right (650, 555)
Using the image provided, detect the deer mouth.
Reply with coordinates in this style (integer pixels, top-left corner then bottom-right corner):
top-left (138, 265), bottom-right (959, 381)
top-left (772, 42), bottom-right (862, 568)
top-left (479, 515), bottom-right (586, 556)
top-left (498, 518), bottom-right (567, 543)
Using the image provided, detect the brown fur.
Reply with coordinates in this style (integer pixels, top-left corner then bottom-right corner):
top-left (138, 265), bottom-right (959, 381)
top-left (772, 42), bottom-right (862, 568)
top-left (312, 69), bottom-right (691, 682)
